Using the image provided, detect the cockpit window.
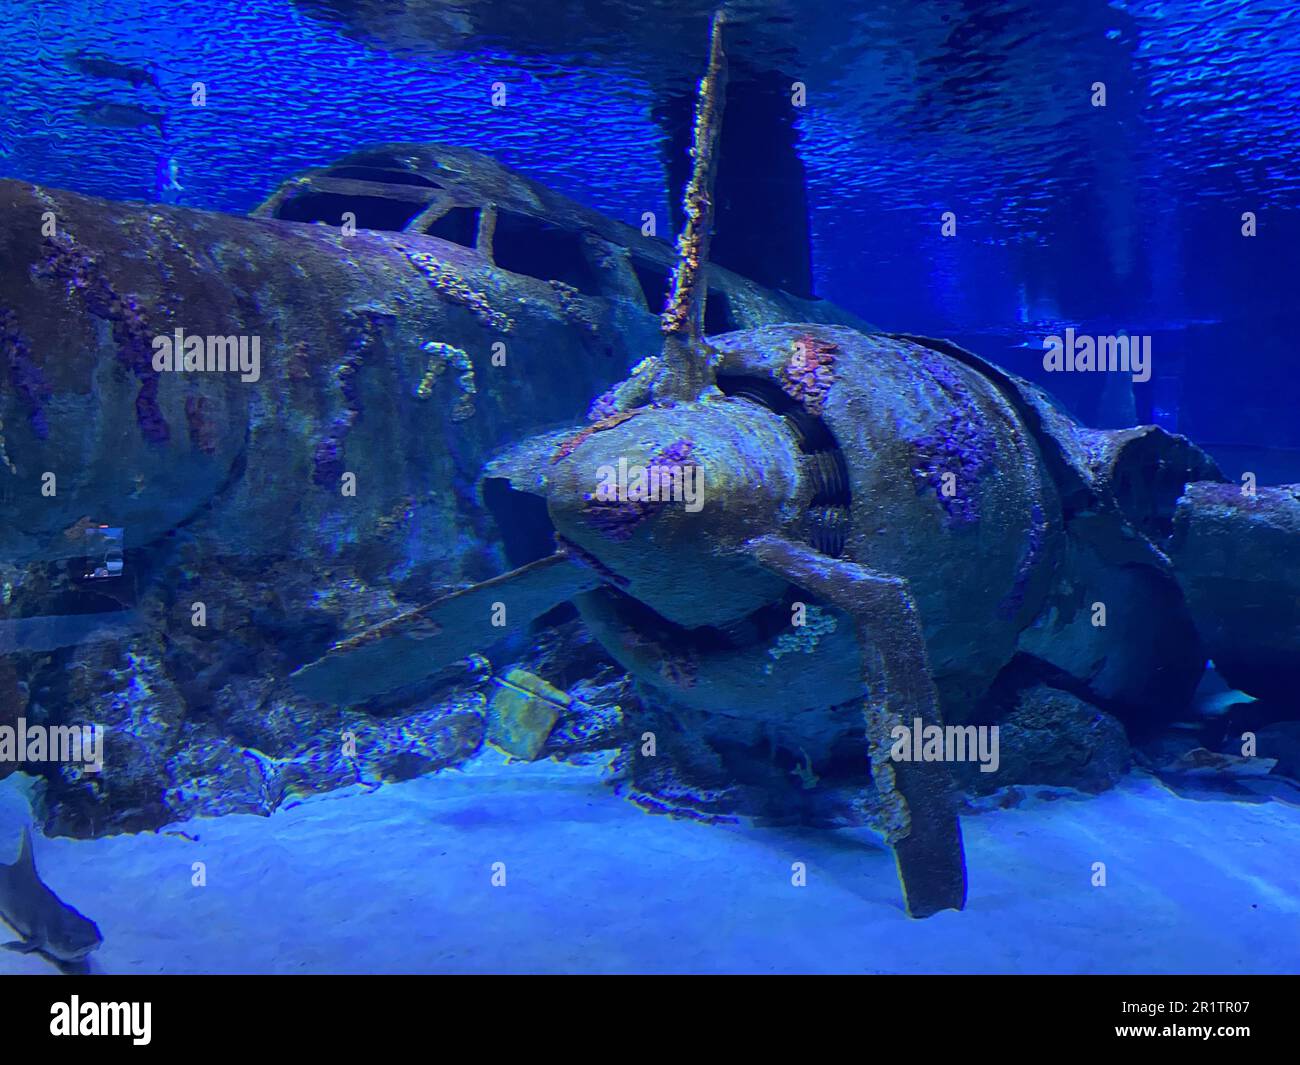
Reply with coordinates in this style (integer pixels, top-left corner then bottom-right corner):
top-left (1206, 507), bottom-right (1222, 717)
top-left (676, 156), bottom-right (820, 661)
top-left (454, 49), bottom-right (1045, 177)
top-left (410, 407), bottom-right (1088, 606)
top-left (424, 205), bottom-right (480, 247)
top-left (491, 210), bottom-right (601, 296)
top-left (275, 191), bottom-right (426, 231)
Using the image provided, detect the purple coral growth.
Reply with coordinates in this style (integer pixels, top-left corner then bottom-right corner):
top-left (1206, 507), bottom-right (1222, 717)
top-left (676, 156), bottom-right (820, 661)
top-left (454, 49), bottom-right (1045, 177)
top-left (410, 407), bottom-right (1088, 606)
top-left (910, 409), bottom-right (991, 525)
top-left (582, 498), bottom-right (649, 540)
top-left (919, 350), bottom-right (966, 394)
top-left (999, 503), bottom-right (1049, 618)
top-left (312, 436), bottom-right (344, 487)
top-left (581, 437), bottom-right (697, 540)
top-left (312, 312), bottom-right (384, 488)
top-left (185, 394), bottom-right (219, 455)
top-left (1, 308), bottom-right (52, 439)
top-left (910, 354), bottom-right (994, 525)
top-left (587, 389), bottom-right (619, 422)
top-left (134, 376), bottom-right (168, 443)
top-left (34, 235), bottom-right (168, 443)
top-left (652, 438), bottom-right (695, 467)
top-left (779, 334), bottom-right (837, 414)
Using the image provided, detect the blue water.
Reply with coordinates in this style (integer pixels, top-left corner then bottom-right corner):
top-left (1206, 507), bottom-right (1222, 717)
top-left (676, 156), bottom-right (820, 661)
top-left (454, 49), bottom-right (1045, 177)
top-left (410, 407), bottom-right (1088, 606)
top-left (4, 0), bottom-right (1298, 455)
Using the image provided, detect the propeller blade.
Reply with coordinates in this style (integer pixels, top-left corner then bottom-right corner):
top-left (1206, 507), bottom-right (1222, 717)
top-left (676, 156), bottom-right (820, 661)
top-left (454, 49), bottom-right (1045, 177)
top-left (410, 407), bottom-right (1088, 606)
top-left (289, 551), bottom-right (603, 705)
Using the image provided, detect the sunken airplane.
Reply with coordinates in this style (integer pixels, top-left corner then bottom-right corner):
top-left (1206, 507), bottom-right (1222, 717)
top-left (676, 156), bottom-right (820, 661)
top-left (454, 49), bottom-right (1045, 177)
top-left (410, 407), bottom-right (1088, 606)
top-left (2, 11), bottom-right (1299, 915)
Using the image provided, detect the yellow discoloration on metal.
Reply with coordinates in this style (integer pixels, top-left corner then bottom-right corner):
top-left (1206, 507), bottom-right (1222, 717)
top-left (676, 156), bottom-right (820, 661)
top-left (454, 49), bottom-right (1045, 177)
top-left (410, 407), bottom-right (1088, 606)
top-left (488, 667), bottom-right (569, 760)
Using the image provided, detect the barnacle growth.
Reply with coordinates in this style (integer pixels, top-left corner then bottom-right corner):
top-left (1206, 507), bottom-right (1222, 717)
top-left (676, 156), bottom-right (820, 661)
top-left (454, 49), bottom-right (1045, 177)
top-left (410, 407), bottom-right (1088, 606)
top-left (779, 332), bottom-right (838, 415)
top-left (401, 248), bottom-right (515, 333)
top-left (416, 340), bottom-right (476, 421)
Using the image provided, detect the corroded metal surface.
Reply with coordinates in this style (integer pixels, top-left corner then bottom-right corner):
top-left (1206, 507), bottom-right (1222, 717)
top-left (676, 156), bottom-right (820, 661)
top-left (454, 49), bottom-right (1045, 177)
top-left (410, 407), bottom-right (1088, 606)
top-left (1171, 482), bottom-right (1300, 703)
top-left (0, 173), bottom-right (863, 570)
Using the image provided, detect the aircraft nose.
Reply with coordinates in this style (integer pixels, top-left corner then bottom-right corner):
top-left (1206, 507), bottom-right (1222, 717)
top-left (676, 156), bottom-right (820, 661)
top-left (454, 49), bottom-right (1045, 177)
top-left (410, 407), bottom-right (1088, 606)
top-left (566, 438), bottom-right (705, 542)
top-left (544, 401), bottom-right (800, 555)
top-left (542, 409), bottom-right (719, 548)
top-left (540, 401), bottom-right (804, 628)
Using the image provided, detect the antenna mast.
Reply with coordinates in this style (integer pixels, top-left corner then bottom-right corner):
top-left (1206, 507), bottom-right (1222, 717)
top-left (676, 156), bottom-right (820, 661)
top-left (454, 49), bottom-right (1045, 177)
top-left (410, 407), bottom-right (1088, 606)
top-left (655, 8), bottom-right (728, 403)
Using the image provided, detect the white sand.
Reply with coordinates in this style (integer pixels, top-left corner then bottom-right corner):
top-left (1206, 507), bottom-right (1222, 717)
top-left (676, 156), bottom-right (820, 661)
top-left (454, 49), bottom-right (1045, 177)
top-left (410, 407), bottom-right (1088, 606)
top-left (1, 756), bottom-right (1297, 974)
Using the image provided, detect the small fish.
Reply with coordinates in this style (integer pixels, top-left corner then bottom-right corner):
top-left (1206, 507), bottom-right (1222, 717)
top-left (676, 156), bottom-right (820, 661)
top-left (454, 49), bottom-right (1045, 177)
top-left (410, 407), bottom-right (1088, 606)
top-left (66, 49), bottom-right (159, 90)
top-left (76, 101), bottom-right (165, 135)
top-left (154, 156), bottom-right (184, 202)
top-left (791, 747), bottom-right (819, 790)
top-left (0, 827), bottom-right (103, 974)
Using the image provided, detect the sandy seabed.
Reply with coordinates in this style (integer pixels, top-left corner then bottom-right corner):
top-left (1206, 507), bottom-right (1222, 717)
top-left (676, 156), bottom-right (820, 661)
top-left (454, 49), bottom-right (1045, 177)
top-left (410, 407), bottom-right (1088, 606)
top-left (2, 754), bottom-right (1297, 975)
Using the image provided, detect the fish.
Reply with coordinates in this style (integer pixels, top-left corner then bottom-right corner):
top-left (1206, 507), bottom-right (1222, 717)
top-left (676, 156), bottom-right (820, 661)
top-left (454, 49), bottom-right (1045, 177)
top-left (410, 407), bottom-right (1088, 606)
top-left (154, 155), bottom-right (184, 202)
top-left (66, 49), bottom-right (159, 90)
top-left (0, 827), bottom-right (103, 973)
top-left (76, 101), bottom-right (165, 135)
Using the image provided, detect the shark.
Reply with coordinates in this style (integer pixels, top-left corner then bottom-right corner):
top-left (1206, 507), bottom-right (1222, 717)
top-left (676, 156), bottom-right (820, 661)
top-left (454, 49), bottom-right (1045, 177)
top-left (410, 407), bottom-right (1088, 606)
top-left (65, 49), bottom-right (161, 91)
top-left (75, 101), bottom-right (166, 135)
top-left (0, 827), bottom-right (103, 973)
